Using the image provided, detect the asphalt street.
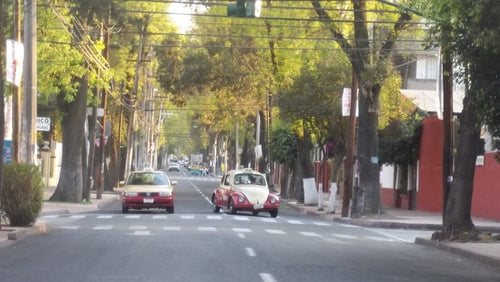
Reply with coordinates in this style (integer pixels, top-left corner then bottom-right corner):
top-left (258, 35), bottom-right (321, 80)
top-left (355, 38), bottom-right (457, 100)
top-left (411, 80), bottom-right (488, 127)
top-left (0, 171), bottom-right (499, 282)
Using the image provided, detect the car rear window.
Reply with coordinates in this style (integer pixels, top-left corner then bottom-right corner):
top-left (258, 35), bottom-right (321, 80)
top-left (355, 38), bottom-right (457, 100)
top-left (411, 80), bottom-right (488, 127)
top-left (234, 173), bottom-right (266, 186)
top-left (127, 172), bottom-right (169, 185)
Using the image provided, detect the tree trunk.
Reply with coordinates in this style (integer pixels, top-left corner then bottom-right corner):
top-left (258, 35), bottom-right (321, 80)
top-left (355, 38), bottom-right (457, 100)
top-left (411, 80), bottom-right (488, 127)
top-left (49, 75), bottom-right (88, 202)
top-left (293, 128), bottom-right (314, 203)
top-left (352, 86), bottom-right (382, 217)
top-left (442, 94), bottom-right (478, 239)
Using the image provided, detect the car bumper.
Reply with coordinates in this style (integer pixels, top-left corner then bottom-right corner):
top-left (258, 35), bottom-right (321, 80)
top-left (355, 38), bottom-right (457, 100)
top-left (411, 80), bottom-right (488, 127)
top-left (122, 196), bottom-right (174, 208)
top-left (232, 203), bottom-right (279, 211)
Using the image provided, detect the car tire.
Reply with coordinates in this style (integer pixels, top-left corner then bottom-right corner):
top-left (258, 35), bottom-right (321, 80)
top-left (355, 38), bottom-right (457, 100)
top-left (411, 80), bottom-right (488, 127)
top-left (122, 205), bottom-right (129, 214)
top-left (166, 205), bottom-right (174, 214)
top-left (269, 209), bottom-right (278, 218)
top-left (212, 195), bottom-right (220, 213)
top-left (229, 199), bottom-right (237, 215)
top-left (252, 211), bottom-right (259, 216)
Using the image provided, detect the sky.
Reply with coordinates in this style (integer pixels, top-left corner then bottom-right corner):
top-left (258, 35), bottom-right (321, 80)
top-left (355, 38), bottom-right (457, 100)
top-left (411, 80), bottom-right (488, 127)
top-left (168, 2), bottom-right (206, 33)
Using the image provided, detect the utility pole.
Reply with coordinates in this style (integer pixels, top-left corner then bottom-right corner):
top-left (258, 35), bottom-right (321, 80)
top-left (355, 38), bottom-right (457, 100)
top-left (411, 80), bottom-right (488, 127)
top-left (442, 55), bottom-right (453, 222)
top-left (342, 69), bottom-right (358, 217)
top-left (12, 0), bottom-right (21, 163)
top-left (20, 0), bottom-right (37, 164)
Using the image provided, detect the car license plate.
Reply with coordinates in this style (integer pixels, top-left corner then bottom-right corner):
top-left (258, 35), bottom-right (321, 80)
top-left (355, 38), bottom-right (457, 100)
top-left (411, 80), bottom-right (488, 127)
top-left (253, 203), bottom-right (263, 209)
top-left (143, 198), bottom-right (154, 204)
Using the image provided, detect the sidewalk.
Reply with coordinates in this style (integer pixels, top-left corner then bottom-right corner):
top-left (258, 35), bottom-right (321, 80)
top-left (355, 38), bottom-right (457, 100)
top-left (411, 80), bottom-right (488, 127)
top-left (1, 188), bottom-right (500, 268)
top-left (0, 187), bottom-right (119, 247)
top-left (285, 192), bottom-right (500, 268)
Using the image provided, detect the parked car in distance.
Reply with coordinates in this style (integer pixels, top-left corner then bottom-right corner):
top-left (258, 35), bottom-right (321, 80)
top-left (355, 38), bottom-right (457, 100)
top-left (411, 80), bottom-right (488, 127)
top-left (212, 168), bottom-right (279, 217)
top-left (168, 162), bottom-right (180, 172)
top-left (121, 169), bottom-right (176, 213)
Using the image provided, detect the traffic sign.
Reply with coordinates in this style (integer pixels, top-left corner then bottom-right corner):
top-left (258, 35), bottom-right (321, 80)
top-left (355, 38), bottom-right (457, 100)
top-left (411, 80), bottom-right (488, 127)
top-left (36, 117), bottom-right (51, 131)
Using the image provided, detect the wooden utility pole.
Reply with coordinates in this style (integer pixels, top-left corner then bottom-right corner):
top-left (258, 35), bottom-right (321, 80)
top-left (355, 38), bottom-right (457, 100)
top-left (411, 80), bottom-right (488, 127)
top-left (341, 69), bottom-right (358, 217)
top-left (21, 0), bottom-right (37, 164)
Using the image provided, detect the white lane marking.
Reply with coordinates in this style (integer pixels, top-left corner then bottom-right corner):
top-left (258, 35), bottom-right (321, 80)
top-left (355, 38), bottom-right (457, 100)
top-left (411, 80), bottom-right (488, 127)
top-left (331, 234), bottom-right (357, 240)
top-left (132, 231), bottom-right (151, 236)
top-left (260, 273), bottom-right (277, 282)
top-left (125, 215), bottom-right (140, 219)
top-left (266, 229), bottom-right (286, 235)
top-left (198, 227), bottom-right (217, 232)
top-left (60, 226), bottom-right (79, 229)
top-left (93, 225), bottom-right (113, 230)
top-left (69, 215), bottom-right (85, 219)
top-left (130, 225), bottom-right (147, 230)
top-left (299, 231), bottom-right (322, 237)
top-left (153, 215), bottom-right (167, 219)
top-left (237, 233), bottom-right (246, 239)
top-left (207, 215), bottom-right (222, 220)
top-left (234, 216), bottom-right (250, 221)
top-left (163, 226), bottom-right (181, 231)
top-left (181, 215), bottom-right (195, 219)
top-left (313, 222), bottom-right (330, 226)
top-left (339, 224), bottom-right (360, 228)
top-left (365, 236), bottom-right (395, 242)
top-left (261, 218), bottom-right (277, 223)
top-left (233, 228), bottom-right (252, 233)
top-left (245, 247), bottom-right (256, 257)
top-left (97, 215), bottom-right (113, 219)
top-left (287, 220), bottom-right (304, 224)
top-left (367, 228), bottom-right (420, 243)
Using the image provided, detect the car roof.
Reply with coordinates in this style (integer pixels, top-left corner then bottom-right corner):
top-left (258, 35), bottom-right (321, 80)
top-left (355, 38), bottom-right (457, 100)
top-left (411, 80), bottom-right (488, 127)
top-left (227, 168), bottom-right (264, 176)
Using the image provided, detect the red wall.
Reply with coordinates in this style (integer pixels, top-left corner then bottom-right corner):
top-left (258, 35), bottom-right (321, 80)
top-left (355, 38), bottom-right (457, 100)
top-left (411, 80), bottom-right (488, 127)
top-left (415, 116), bottom-right (500, 220)
top-left (417, 116), bottom-right (444, 213)
top-left (472, 153), bottom-right (500, 220)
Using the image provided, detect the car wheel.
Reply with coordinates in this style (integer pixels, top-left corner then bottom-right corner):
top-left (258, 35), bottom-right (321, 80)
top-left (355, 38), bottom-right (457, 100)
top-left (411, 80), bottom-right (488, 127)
top-left (212, 195), bottom-right (220, 213)
top-left (166, 205), bottom-right (174, 214)
top-left (269, 209), bottom-right (278, 218)
top-left (252, 211), bottom-right (259, 216)
top-left (122, 205), bottom-right (129, 214)
top-left (229, 199), bottom-right (237, 215)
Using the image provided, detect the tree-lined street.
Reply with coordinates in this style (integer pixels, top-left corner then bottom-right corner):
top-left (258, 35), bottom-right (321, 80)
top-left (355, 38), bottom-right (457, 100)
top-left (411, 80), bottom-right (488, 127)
top-left (1, 174), bottom-right (499, 282)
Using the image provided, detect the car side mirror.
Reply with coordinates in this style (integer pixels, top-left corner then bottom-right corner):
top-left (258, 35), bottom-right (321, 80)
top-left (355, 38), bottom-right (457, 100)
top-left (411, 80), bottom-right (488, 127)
top-left (171, 181), bottom-right (178, 185)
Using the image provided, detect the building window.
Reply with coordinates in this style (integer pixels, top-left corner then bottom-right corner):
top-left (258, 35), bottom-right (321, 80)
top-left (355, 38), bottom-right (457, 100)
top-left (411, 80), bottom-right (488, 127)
top-left (416, 56), bottom-right (438, 80)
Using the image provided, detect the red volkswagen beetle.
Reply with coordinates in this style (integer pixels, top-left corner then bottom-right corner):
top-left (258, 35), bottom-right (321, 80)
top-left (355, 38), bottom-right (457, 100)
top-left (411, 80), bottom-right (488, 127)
top-left (212, 168), bottom-right (279, 217)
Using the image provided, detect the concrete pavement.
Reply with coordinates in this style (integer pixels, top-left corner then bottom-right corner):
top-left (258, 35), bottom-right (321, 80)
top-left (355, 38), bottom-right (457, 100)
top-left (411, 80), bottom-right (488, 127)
top-left (1, 187), bottom-right (499, 269)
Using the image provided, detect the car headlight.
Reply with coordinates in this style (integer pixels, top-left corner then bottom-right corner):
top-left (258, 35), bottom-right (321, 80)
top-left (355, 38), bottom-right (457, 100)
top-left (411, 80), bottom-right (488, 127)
top-left (237, 194), bottom-right (245, 203)
top-left (269, 195), bottom-right (278, 204)
top-left (124, 191), bottom-right (138, 197)
top-left (159, 191), bottom-right (172, 197)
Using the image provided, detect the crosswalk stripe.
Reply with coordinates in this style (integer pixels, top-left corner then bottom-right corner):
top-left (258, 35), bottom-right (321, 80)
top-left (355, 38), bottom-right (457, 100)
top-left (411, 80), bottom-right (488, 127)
top-left (97, 215), bottom-right (113, 219)
top-left (198, 227), bottom-right (217, 232)
top-left (299, 231), bottom-right (321, 237)
top-left (266, 229), bottom-right (286, 234)
top-left (60, 225), bottom-right (79, 229)
top-left (163, 226), bottom-right (181, 231)
top-left (287, 220), bottom-right (304, 224)
top-left (152, 215), bottom-right (167, 219)
top-left (233, 228), bottom-right (252, 233)
top-left (130, 225), bottom-right (147, 230)
top-left (93, 225), bottom-right (113, 230)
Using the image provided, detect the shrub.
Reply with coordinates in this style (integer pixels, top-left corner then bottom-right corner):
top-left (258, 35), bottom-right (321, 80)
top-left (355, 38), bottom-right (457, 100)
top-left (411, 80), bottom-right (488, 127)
top-left (0, 163), bottom-right (44, 226)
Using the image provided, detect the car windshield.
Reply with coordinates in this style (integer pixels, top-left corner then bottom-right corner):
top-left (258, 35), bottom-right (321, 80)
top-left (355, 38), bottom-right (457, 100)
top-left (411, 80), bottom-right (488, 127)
top-left (127, 172), bottom-right (169, 185)
top-left (233, 173), bottom-right (266, 186)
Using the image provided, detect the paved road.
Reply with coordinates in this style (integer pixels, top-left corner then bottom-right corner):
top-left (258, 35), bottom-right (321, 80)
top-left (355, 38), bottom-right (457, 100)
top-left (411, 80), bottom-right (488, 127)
top-left (0, 174), bottom-right (499, 282)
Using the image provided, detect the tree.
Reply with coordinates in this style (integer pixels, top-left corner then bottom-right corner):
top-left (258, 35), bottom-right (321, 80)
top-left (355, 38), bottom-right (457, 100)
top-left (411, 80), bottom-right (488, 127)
top-left (419, 0), bottom-right (500, 241)
top-left (311, 0), bottom-right (419, 216)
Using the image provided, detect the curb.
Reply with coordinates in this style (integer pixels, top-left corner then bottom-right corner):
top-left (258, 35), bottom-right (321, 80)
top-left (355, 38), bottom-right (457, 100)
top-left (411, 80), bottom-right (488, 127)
top-left (6, 222), bottom-right (52, 241)
top-left (415, 238), bottom-right (500, 268)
